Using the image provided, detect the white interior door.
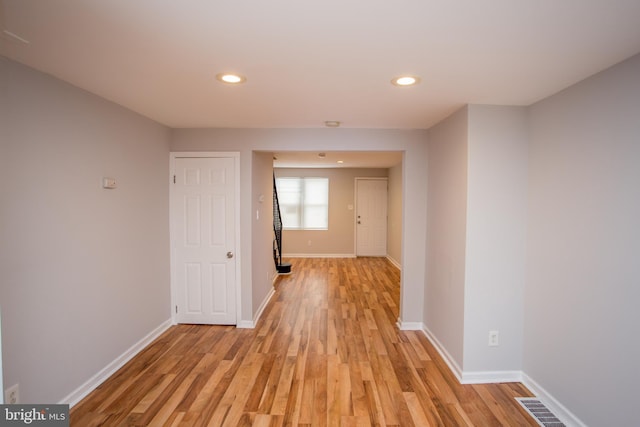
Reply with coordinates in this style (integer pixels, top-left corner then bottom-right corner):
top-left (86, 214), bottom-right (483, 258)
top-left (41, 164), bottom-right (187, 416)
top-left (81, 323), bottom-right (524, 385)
top-left (356, 178), bottom-right (388, 256)
top-left (171, 155), bottom-right (238, 325)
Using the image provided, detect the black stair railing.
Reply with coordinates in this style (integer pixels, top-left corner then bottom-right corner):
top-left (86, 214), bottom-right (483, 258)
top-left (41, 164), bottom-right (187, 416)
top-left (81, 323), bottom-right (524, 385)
top-left (273, 174), bottom-right (283, 267)
top-left (273, 175), bottom-right (291, 274)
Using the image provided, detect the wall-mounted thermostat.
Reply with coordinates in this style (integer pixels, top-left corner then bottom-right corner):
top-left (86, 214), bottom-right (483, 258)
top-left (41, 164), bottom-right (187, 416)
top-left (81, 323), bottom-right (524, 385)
top-left (102, 177), bottom-right (117, 189)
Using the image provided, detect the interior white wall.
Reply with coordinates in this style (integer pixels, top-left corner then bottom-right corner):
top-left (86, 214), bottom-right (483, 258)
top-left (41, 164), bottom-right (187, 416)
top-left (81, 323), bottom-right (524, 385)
top-left (251, 152), bottom-right (276, 317)
top-left (463, 105), bottom-right (527, 372)
top-left (525, 53), bottom-right (640, 426)
top-left (0, 58), bottom-right (171, 403)
top-left (424, 107), bottom-right (469, 368)
top-left (170, 129), bottom-right (428, 325)
top-left (387, 163), bottom-right (403, 267)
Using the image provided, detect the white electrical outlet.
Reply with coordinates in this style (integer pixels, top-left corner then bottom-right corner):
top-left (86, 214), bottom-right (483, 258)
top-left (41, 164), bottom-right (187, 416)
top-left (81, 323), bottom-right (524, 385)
top-left (5, 384), bottom-right (19, 404)
top-left (489, 330), bottom-right (499, 347)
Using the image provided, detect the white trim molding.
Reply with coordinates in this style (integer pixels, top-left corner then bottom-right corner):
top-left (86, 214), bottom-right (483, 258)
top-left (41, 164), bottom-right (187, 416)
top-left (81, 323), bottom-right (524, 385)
top-left (237, 287), bottom-right (276, 329)
top-left (419, 323), bottom-right (585, 425)
top-left (461, 370), bottom-right (523, 384)
top-left (522, 373), bottom-right (587, 427)
top-left (397, 319), bottom-right (422, 331)
top-left (236, 320), bottom-right (255, 329)
top-left (420, 324), bottom-right (523, 384)
top-left (386, 255), bottom-right (401, 270)
top-left (60, 319), bottom-right (172, 407)
top-left (283, 253), bottom-right (356, 258)
top-left (421, 325), bottom-right (464, 382)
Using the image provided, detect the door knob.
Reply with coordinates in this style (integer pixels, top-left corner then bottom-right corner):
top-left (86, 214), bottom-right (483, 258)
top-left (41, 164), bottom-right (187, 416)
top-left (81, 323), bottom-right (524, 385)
top-left (227, 251), bottom-right (234, 259)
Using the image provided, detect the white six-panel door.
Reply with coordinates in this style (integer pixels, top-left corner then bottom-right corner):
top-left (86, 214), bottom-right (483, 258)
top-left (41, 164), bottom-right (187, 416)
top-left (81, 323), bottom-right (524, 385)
top-left (171, 155), bottom-right (238, 325)
top-left (356, 178), bottom-right (388, 256)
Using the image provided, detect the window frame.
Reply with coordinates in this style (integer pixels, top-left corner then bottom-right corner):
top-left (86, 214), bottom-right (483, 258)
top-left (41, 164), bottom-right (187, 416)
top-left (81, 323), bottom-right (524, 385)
top-left (275, 176), bottom-right (329, 231)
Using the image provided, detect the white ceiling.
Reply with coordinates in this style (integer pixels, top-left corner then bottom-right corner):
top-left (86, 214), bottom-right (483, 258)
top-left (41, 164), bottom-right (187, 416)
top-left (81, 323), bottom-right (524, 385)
top-left (2, 1), bottom-right (640, 130)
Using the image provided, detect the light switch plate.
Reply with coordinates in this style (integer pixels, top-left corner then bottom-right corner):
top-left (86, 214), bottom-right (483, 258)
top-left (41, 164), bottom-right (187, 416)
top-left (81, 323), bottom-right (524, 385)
top-left (102, 177), bottom-right (117, 189)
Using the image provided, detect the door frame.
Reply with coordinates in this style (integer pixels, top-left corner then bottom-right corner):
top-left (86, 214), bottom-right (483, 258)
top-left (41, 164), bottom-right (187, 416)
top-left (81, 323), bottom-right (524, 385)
top-left (354, 177), bottom-right (388, 257)
top-left (169, 152), bottom-right (242, 325)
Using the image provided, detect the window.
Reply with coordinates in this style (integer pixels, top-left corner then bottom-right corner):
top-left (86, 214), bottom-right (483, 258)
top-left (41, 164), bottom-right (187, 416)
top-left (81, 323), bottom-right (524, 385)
top-left (276, 177), bottom-right (329, 230)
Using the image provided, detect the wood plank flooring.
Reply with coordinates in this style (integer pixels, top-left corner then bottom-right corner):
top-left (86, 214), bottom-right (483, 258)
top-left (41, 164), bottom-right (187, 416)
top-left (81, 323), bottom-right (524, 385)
top-left (71, 257), bottom-right (537, 426)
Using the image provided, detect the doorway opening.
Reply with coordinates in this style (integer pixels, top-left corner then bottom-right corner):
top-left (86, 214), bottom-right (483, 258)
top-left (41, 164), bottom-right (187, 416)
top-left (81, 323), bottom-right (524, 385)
top-left (271, 150), bottom-right (403, 268)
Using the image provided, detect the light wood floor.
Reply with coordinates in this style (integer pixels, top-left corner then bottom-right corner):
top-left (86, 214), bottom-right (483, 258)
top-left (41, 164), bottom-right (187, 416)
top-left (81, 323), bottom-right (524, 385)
top-left (71, 257), bottom-right (537, 426)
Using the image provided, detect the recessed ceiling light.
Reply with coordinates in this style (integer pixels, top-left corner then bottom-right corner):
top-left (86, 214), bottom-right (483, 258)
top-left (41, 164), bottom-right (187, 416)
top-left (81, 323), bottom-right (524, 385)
top-left (324, 121), bottom-right (341, 127)
top-left (216, 73), bottom-right (246, 84)
top-left (391, 76), bottom-right (421, 87)
top-left (337, 160), bottom-right (344, 164)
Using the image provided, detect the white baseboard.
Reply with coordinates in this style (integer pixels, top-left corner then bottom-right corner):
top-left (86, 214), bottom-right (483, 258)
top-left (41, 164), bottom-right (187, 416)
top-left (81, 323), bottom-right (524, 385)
top-left (521, 372), bottom-right (586, 427)
top-left (236, 320), bottom-right (255, 329)
top-left (420, 324), bottom-right (584, 425)
top-left (236, 287), bottom-right (276, 329)
top-left (254, 287), bottom-right (275, 326)
top-left (421, 325), bottom-right (464, 382)
top-left (282, 253), bottom-right (356, 258)
top-left (60, 318), bottom-right (173, 407)
top-left (422, 325), bottom-right (524, 384)
top-left (397, 319), bottom-right (422, 330)
top-left (461, 370), bottom-right (523, 384)
top-left (386, 255), bottom-right (402, 270)
top-left (421, 325), bottom-right (523, 384)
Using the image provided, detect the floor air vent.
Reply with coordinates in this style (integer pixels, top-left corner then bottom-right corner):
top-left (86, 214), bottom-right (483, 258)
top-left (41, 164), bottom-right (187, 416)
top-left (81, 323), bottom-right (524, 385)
top-left (515, 398), bottom-right (566, 427)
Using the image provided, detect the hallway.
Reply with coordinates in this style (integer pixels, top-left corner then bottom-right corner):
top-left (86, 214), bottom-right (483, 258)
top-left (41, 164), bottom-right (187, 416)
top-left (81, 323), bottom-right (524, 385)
top-left (71, 257), bottom-right (536, 426)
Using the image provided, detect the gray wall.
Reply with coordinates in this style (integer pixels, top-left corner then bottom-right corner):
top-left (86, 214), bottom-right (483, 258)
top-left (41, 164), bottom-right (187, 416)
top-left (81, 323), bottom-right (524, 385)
top-left (525, 53), bottom-right (640, 425)
top-left (387, 163), bottom-right (403, 267)
top-left (0, 56), bottom-right (6, 404)
top-left (424, 54), bottom-right (640, 424)
top-left (251, 152), bottom-right (276, 317)
top-left (425, 105), bottom-right (528, 378)
top-left (275, 167), bottom-right (388, 256)
top-left (463, 105), bottom-right (528, 373)
top-left (425, 107), bottom-right (468, 369)
top-left (0, 311), bottom-right (3, 403)
top-left (0, 57), bottom-right (171, 403)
